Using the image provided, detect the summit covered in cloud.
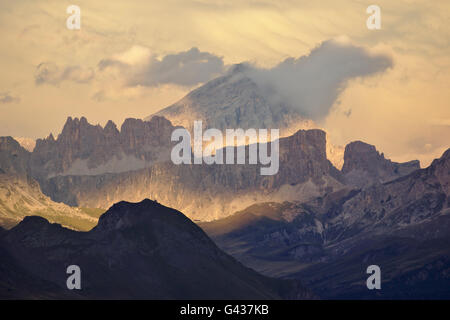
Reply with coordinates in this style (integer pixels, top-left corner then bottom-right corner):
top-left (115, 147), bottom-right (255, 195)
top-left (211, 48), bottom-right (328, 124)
top-left (244, 39), bottom-right (393, 121)
top-left (148, 39), bottom-right (392, 135)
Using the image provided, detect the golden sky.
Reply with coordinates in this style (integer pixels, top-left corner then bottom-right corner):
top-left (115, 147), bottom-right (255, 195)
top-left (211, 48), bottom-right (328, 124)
top-left (0, 0), bottom-right (449, 166)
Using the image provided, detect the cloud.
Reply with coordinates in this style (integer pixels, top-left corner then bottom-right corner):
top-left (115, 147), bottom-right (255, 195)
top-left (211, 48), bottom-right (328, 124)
top-left (0, 92), bottom-right (20, 104)
top-left (244, 39), bottom-right (393, 121)
top-left (112, 45), bottom-right (152, 66)
top-left (32, 41), bottom-right (391, 112)
top-left (99, 47), bottom-right (225, 88)
top-left (98, 45), bottom-right (151, 72)
top-left (35, 62), bottom-right (95, 85)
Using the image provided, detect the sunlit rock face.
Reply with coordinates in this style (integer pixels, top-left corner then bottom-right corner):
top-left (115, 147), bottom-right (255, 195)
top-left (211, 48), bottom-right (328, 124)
top-left (342, 140), bottom-right (420, 188)
top-left (30, 116), bottom-right (178, 179)
top-left (5, 114), bottom-right (346, 222)
top-left (37, 126), bottom-right (345, 221)
top-left (2, 112), bottom-right (422, 223)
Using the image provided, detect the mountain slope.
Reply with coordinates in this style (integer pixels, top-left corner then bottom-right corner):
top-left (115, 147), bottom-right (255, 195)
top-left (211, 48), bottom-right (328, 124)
top-left (147, 64), bottom-right (314, 135)
top-left (0, 174), bottom-right (101, 230)
top-left (0, 199), bottom-right (314, 299)
top-left (199, 148), bottom-right (450, 298)
top-left (0, 136), bottom-right (102, 230)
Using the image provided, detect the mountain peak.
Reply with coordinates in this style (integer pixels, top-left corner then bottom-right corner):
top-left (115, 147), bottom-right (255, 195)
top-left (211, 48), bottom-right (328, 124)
top-left (149, 64), bottom-right (307, 134)
top-left (15, 215), bottom-right (51, 229)
top-left (440, 148), bottom-right (450, 161)
top-left (95, 199), bottom-right (177, 232)
top-left (104, 120), bottom-right (119, 134)
top-left (0, 136), bottom-right (22, 151)
top-left (428, 147), bottom-right (450, 190)
top-left (344, 140), bottom-right (378, 156)
top-left (47, 133), bottom-right (55, 141)
top-left (228, 63), bottom-right (250, 75)
top-left (342, 140), bottom-right (420, 187)
top-left (0, 136), bottom-right (30, 175)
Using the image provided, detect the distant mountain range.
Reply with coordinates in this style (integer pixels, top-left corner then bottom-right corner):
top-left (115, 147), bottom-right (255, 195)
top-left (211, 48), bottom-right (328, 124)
top-left (146, 63), bottom-right (350, 169)
top-left (30, 116), bottom-right (178, 179)
top-left (0, 199), bottom-right (314, 299)
top-left (1, 113), bottom-right (420, 224)
top-left (1, 64), bottom-right (422, 223)
top-left (37, 125), bottom-right (345, 221)
top-left (1, 64), bottom-right (447, 300)
top-left (200, 148), bottom-right (450, 298)
top-left (5, 115), bottom-right (425, 225)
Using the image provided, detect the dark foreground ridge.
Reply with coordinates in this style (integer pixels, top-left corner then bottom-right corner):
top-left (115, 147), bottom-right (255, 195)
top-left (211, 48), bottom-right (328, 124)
top-left (0, 199), bottom-right (314, 299)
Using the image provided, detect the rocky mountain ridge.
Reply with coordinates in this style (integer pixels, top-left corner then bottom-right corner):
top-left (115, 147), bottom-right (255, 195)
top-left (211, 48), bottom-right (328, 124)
top-left (200, 148), bottom-right (450, 298)
top-left (0, 199), bottom-right (314, 299)
top-left (30, 116), bottom-right (178, 179)
top-left (38, 128), bottom-right (345, 221)
top-left (2, 114), bottom-right (421, 222)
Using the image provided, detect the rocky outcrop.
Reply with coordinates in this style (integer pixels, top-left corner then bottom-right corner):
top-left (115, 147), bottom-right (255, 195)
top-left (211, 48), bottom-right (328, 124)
top-left (342, 141), bottom-right (420, 187)
top-left (0, 199), bottom-right (314, 299)
top-left (4, 114), bottom-right (423, 223)
top-left (326, 147), bottom-right (448, 240)
top-left (30, 116), bottom-right (178, 179)
top-left (39, 128), bottom-right (344, 221)
top-left (199, 148), bottom-right (450, 298)
top-left (2, 116), bottom-right (345, 222)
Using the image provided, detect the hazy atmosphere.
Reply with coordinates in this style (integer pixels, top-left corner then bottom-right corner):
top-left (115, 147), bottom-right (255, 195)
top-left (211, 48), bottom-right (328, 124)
top-left (1, 0), bottom-right (450, 302)
top-left (1, 0), bottom-right (449, 166)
